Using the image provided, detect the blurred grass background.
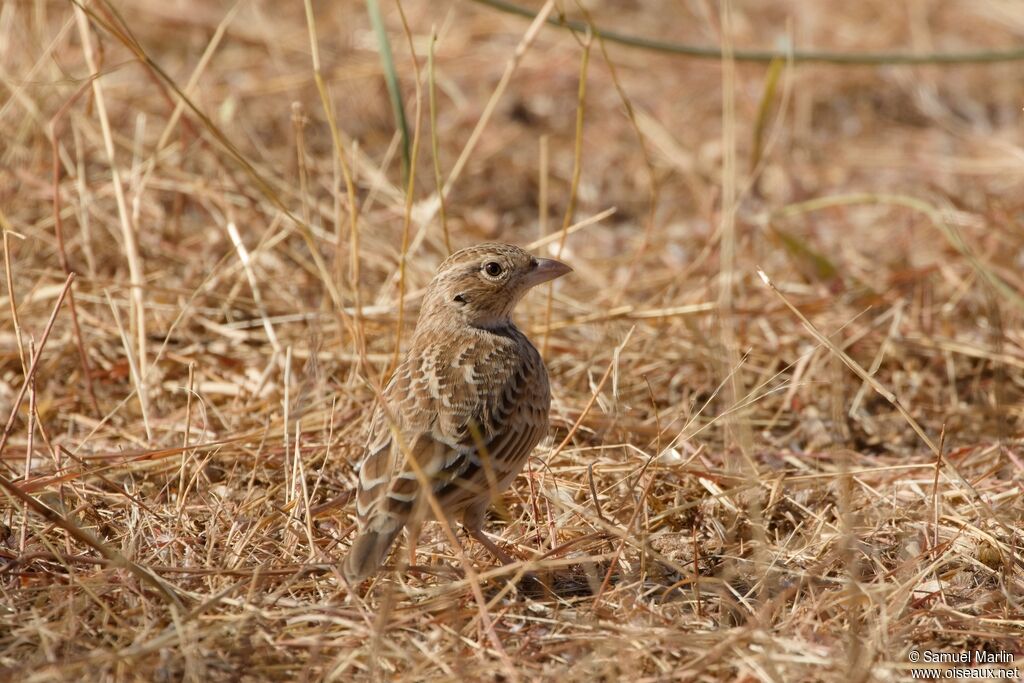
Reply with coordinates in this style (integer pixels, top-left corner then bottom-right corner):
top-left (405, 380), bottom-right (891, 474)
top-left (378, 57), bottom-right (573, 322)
top-left (1, 1), bottom-right (1022, 680)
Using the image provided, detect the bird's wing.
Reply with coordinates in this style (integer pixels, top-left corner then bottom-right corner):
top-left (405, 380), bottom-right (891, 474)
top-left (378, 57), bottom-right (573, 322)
top-left (352, 361), bottom-right (432, 523)
top-left (344, 331), bottom-right (548, 581)
top-left (344, 362), bottom-right (434, 581)
top-left (429, 340), bottom-right (550, 515)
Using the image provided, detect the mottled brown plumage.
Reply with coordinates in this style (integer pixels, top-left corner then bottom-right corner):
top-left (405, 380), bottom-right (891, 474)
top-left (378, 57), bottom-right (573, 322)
top-left (342, 243), bottom-right (571, 582)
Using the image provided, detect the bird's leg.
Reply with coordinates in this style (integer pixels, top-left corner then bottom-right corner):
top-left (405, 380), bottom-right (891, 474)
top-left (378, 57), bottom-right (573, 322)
top-left (461, 504), bottom-right (550, 595)
top-left (464, 523), bottom-right (550, 597)
top-left (406, 518), bottom-right (422, 570)
top-left (466, 526), bottom-right (516, 566)
top-left (461, 501), bottom-right (517, 565)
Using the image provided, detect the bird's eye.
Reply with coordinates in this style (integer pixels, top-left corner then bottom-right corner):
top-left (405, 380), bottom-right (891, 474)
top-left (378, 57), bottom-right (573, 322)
top-left (483, 261), bottom-right (504, 277)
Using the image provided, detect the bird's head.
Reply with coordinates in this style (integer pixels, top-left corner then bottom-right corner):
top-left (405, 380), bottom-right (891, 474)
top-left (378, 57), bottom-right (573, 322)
top-left (417, 243), bottom-right (572, 331)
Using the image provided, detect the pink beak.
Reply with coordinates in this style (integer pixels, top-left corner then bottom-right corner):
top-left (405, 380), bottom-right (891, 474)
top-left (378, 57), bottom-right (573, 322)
top-left (524, 257), bottom-right (572, 288)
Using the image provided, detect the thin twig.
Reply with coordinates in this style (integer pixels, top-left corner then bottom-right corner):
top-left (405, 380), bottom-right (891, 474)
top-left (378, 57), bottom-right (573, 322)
top-left (49, 80), bottom-right (102, 417)
top-left (0, 274), bottom-right (75, 459)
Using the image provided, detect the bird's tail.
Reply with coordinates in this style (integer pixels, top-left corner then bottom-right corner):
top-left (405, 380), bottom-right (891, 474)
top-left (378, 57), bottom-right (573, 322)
top-left (342, 520), bottom-right (403, 583)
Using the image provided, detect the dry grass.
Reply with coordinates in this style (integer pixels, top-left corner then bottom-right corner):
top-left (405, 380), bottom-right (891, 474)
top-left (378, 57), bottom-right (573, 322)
top-left (2, 1), bottom-right (1023, 680)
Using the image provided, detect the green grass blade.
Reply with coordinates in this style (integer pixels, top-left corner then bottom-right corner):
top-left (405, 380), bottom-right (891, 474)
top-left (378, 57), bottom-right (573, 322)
top-left (367, 0), bottom-right (410, 185)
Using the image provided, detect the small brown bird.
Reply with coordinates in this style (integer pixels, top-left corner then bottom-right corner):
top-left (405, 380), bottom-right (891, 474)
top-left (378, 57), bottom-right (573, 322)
top-left (342, 243), bottom-right (571, 582)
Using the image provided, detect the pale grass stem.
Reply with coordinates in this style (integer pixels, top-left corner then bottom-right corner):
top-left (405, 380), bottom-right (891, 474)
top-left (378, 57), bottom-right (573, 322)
top-left (75, 6), bottom-right (148, 400)
top-left (391, 0), bottom-right (426, 376)
top-left (541, 30), bottom-right (590, 358)
top-left (428, 26), bottom-right (451, 254)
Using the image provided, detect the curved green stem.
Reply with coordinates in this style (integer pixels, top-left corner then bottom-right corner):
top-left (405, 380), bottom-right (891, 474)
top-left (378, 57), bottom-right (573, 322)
top-left (471, 0), bottom-right (1024, 65)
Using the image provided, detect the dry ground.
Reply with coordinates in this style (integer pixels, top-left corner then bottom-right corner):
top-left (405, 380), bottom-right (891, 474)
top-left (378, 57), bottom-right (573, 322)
top-left (1, 0), bottom-right (1023, 680)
